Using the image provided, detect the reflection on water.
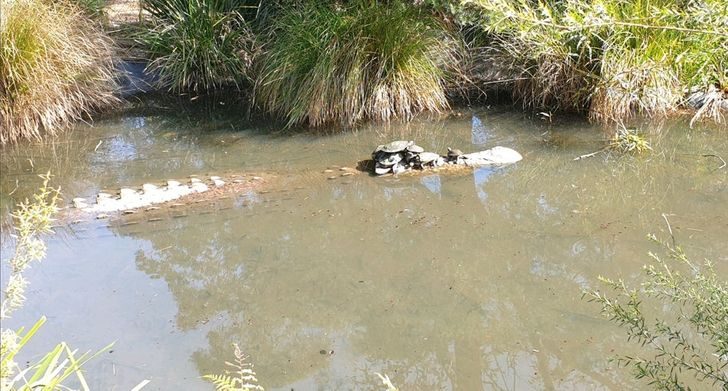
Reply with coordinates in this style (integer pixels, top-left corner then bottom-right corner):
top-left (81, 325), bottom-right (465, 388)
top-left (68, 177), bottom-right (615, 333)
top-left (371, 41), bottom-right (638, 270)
top-left (420, 175), bottom-right (442, 196)
top-left (1, 100), bottom-right (726, 390)
top-left (471, 115), bottom-right (489, 146)
top-left (473, 167), bottom-right (496, 205)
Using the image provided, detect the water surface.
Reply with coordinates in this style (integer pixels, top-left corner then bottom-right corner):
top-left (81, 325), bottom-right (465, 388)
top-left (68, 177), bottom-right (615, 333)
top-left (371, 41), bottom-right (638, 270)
top-left (1, 100), bottom-right (726, 390)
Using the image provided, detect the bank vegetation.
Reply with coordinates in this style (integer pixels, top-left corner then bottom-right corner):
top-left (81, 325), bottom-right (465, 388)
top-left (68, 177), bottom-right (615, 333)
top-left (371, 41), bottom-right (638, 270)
top-left (0, 0), bottom-right (118, 144)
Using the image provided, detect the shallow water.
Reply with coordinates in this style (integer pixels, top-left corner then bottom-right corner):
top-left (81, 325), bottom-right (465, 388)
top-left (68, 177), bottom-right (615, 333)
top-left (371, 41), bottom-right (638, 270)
top-left (1, 100), bottom-right (727, 390)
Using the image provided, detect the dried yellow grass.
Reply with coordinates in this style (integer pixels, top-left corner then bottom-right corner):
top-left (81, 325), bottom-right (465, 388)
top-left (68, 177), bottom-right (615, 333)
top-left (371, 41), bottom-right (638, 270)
top-left (0, 0), bottom-right (119, 144)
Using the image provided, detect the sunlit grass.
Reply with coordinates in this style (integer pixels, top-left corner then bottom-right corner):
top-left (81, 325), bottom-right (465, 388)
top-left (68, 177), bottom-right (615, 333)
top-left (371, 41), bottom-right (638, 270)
top-left (0, 0), bottom-right (118, 144)
top-left (255, 1), bottom-right (459, 127)
top-left (139, 0), bottom-right (257, 92)
top-left (465, 0), bottom-right (728, 125)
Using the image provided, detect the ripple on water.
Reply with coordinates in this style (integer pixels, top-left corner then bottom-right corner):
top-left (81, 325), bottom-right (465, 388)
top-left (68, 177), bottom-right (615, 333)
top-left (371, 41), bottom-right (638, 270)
top-left (1, 103), bottom-right (726, 390)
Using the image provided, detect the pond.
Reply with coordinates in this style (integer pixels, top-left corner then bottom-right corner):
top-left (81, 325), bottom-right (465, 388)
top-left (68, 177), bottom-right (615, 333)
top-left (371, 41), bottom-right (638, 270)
top-left (1, 98), bottom-right (727, 390)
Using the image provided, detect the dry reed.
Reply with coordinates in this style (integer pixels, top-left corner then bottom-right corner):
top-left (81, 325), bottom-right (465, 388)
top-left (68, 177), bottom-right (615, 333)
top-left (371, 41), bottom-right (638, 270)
top-left (0, 0), bottom-right (118, 144)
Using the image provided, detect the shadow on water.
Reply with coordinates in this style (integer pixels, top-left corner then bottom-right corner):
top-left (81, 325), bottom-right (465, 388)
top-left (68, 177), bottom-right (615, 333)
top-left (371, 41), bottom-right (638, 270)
top-left (1, 98), bottom-right (726, 390)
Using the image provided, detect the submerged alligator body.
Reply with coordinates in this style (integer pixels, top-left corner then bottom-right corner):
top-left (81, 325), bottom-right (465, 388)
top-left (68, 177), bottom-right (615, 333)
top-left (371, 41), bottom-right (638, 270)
top-left (66, 144), bottom-right (522, 222)
top-left (69, 174), bottom-right (268, 218)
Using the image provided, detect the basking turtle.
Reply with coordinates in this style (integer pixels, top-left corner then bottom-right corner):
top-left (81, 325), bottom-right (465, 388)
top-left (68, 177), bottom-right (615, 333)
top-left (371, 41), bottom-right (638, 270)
top-left (392, 162), bottom-right (407, 175)
top-left (373, 140), bottom-right (413, 155)
top-left (371, 145), bottom-right (385, 160)
top-left (447, 147), bottom-right (465, 163)
top-left (406, 144), bottom-right (424, 153)
top-left (418, 152), bottom-right (441, 167)
top-left (404, 151), bottom-right (420, 163)
top-left (374, 164), bottom-right (391, 175)
top-left (447, 147), bottom-right (463, 160)
top-left (377, 152), bottom-right (403, 166)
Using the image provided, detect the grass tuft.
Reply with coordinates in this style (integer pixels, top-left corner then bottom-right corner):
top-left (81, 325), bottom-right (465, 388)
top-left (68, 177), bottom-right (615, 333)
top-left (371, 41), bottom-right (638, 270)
top-left (255, 1), bottom-right (459, 128)
top-left (140, 0), bottom-right (257, 93)
top-left (0, 0), bottom-right (119, 144)
top-left (465, 0), bottom-right (728, 125)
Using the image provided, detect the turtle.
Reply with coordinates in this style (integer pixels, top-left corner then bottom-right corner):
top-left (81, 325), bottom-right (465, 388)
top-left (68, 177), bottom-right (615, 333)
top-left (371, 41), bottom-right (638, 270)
top-left (405, 144), bottom-right (424, 153)
top-left (391, 162), bottom-right (407, 175)
top-left (373, 140), bottom-right (413, 156)
top-left (447, 147), bottom-right (464, 161)
top-left (371, 145), bottom-right (385, 160)
top-left (418, 152), bottom-right (441, 167)
top-left (374, 164), bottom-right (391, 175)
top-left (377, 152), bottom-right (403, 166)
top-left (372, 150), bottom-right (388, 161)
top-left (404, 151), bottom-right (420, 162)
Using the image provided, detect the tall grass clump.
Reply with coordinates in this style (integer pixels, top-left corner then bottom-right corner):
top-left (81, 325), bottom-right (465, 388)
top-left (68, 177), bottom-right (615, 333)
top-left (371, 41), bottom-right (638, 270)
top-left (0, 0), bottom-right (118, 144)
top-left (464, 0), bottom-right (728, 125)
top-left (140, 0), bottom-right (257, 92)
top-left (255, 1), bottom-right (459, 127)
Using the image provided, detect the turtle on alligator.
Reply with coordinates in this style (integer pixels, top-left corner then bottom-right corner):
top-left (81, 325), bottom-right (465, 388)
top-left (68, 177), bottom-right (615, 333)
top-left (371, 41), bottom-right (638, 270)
top-left (370, 141), bottom-right (522, 176)
top-left (446, 147), bottom-right (464, 163)
top-left (66, 140), bottom-right (522, 222)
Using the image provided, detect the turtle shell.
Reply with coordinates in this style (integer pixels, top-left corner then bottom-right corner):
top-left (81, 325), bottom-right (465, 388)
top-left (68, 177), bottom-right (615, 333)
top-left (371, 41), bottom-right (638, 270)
top-left (447, 147), bottom-right (464, 159)
top-left (374, 164), bottom-right (391, 175)
top-left (377, 152), bottom-right (403, 166)
top-left (378, 140), bottom-right (413, 153)
top-left (371, 145), bottom-right (385, 160)
top-left (406, 144), bottom-right (424, 153)
top-left (418, 152), bottom-right (441, 164)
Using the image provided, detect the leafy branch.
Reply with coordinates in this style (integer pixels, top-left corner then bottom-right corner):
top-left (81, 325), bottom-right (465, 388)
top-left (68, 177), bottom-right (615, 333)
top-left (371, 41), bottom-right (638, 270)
top-left (584, 235), bottom-right (728, 390)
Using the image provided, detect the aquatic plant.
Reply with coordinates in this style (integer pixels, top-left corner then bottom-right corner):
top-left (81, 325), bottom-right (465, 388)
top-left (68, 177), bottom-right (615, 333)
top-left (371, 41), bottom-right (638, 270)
top-left (255, 1), bottom-right (459, 127)
top-left (0, 0), bottom-right (118, 144)
top-left (608, 126), bottom-right (651, 154)
top-left (573, 124), bottom-right (651, 160)
top-left (203, 343), bottom-right (264, 391)
top-left (139, 0), bottom-right (257, 92)
top-left (584, 235), bottom-right (728, 389)
top-left (463, 0), bottom-right (728, 125)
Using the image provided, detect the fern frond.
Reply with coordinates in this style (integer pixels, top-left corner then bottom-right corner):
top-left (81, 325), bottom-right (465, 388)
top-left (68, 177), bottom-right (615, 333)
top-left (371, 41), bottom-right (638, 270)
top-left (203, 344), bottom-right (264, 391)
top-left (203, 374), bottom-right (238, 391)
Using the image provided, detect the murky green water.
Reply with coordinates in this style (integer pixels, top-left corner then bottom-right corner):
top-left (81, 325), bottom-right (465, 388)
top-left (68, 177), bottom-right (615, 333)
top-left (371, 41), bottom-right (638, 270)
top-left (1, 100), bottom-right (726, 390)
